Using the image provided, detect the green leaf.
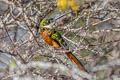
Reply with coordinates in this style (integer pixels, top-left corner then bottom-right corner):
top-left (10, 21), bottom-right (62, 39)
top-left (36, 4), bottom-right (40, 10)
top-left (80, 50), bottom-right (89, 57)
top-left (9, 60), bottom-right (16, 68)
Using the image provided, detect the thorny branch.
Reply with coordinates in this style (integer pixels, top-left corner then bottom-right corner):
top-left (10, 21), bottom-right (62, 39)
top-left (0, 0), bottom-right (120, 80)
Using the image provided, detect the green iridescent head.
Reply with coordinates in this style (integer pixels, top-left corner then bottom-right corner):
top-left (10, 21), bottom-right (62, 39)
top-left (40, 17), bottom-right (54, 29)
top-left (40, 17), bottom-right (47, 29)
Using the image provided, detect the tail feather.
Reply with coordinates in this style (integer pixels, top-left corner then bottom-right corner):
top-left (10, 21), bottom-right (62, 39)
top-left (65, 52), bottom-right (88, 73)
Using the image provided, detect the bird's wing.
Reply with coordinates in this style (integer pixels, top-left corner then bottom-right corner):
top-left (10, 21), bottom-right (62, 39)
top-left (50, 30), bottom-right (69, 50)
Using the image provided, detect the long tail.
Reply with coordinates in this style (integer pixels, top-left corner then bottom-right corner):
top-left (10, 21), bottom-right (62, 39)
top-left (65, 52), bottom-right (88, 73)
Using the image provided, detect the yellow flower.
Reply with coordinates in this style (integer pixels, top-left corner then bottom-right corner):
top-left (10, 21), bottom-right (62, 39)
top-left (68, 0), bottom-right (79, 12)
top-left (57, 0), bottom-right (68, 11)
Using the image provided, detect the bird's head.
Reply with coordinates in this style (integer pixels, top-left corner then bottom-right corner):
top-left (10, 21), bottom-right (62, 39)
top-left (40, 17), bottom-right (54, 30)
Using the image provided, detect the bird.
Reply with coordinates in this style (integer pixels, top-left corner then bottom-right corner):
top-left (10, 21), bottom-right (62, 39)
top-left (39, 17), bottom-right (88, 73)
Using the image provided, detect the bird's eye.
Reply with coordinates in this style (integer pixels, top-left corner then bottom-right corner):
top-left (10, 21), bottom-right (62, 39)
top-left (48, 18), bottom-right (54, 24)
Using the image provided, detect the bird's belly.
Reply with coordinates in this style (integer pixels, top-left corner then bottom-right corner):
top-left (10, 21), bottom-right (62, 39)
top-left (41, 31), bottom-right (60, 48)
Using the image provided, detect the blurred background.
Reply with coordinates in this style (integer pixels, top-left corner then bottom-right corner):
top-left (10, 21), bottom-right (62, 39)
top-left (0, 0), bottom-right (120, 80)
